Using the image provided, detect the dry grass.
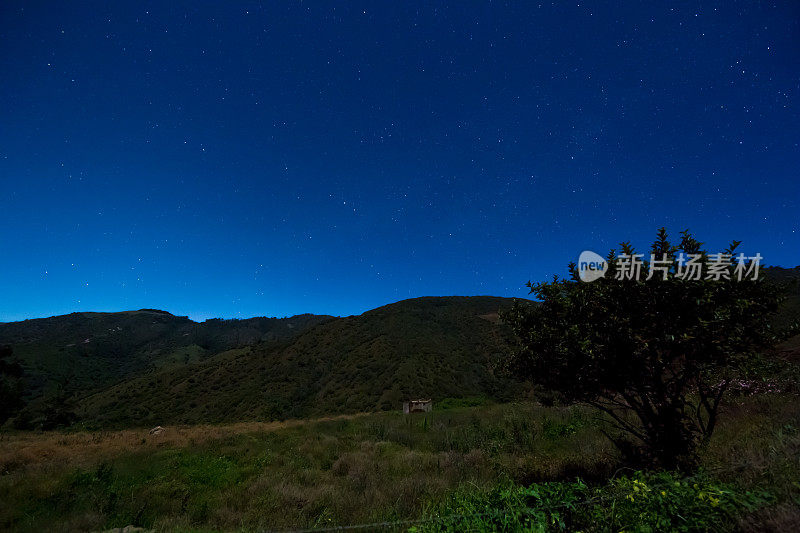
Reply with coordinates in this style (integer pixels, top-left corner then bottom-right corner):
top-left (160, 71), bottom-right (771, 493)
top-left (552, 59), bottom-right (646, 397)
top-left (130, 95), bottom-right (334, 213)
top-left (1, 397), bottom-right (797, 531)
top-left (1, 404), bottom-right (611, 531)
top-left (739, 503), bottom-right (800, 532)
top-left (0, 413), bottom-right (368, 476)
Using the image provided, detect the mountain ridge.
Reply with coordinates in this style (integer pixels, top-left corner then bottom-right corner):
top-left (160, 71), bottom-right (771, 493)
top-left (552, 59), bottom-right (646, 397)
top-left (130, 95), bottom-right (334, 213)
top-left (2, 266), bottom-right (797, 430)
top-left (1, 296), bottom-right (530, 429)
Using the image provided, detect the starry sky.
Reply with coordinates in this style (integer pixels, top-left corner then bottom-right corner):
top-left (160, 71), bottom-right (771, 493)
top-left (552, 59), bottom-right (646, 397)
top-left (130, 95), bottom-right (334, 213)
top-left (1, 2), bottom-right (798, 322)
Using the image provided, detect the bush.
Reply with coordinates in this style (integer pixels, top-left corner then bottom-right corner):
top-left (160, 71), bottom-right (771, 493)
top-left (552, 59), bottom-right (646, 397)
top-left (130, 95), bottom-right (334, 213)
top-left (415, 471), bottom-right (772, 532)
top-left (436, 397), bottom-right (491, 410)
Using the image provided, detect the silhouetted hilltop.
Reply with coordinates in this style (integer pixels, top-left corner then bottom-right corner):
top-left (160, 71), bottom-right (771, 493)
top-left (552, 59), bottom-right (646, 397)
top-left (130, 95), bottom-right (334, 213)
top-left (1, 266), bottom-right (797, 430)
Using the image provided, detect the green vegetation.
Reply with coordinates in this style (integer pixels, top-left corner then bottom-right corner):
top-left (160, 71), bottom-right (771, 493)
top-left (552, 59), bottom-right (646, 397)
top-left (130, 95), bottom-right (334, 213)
top-left (1, 394), bottom-right (798, 532)
top-left (418, 470), bottom-right (772, 532)
top-left (436, 396), bottom-right (493, 410)
top-left (2, 279), bottom-right (796, 431)
top-left (0, 345), bottom-right (24, 424)
top-left (0, 310), bottom-right (332, 428)
top-left (29, 297), bottom-right (524, 429)
top-left (503, 230), bottom-right (794, 470)
top-left (1, 268), bottom-right (799, 530)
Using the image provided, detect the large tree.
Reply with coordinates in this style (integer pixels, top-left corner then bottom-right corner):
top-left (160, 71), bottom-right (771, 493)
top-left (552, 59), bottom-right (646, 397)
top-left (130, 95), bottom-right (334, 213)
top-left (503, 229), bottom-right (789, 470)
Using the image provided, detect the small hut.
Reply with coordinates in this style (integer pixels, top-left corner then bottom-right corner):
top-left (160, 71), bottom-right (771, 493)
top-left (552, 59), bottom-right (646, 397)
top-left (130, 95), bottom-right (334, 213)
top-left (403, 399), bottom-right (432, 414)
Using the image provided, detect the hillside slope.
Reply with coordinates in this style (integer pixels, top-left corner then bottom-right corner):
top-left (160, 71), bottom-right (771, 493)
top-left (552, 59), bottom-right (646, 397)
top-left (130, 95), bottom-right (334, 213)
top-left (77, 296), bottom-right (526, 427)
top-left (0, 310), bottom-right (334, 404)
top-left (3, 265), bottom-right (796, 430)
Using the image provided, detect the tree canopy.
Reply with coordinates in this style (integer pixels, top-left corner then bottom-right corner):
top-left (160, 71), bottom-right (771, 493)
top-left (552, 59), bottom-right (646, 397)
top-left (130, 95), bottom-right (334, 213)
top-left (503, 229), bottom-right (791, 470)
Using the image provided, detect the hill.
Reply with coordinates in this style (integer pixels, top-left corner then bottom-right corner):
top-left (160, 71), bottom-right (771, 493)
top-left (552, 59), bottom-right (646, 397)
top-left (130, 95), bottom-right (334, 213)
top-left (2, 265), bottom-right (797, 430)
top-left (77, 296), bottom-right (526, 427)
top-left (763, 265), bottom-right (800, 329)
top-left (0, 310), bottom-right (334, 426)
top-left (1, 297), bottom-right (526, 429)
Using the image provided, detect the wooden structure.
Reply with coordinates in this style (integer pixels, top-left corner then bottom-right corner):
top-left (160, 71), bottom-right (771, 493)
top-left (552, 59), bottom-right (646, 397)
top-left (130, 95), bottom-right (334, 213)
top-left (403, 399), bottom-right (432, 414)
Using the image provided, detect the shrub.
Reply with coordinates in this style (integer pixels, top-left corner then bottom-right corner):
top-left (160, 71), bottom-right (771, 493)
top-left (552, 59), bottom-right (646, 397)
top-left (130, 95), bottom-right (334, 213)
top-left (415, 471), bottom-right (772, 532)
top-left (436, 397), bottom-right (491, 410)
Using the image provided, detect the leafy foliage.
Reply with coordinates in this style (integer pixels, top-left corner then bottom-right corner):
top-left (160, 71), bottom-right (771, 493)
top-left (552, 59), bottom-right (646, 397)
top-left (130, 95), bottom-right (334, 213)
top-left (418, 471), bottom-right (773, 532)
top-left (503, 229), bottom-right (791, 470)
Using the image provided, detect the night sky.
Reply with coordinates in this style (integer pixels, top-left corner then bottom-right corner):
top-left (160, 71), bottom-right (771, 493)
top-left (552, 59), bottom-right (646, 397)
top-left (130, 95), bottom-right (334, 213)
top-left (1, 2), bottom-right (798, 322)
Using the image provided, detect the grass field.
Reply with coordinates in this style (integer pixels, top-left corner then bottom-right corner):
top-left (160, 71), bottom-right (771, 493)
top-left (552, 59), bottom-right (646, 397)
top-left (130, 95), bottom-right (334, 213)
top-left (1, 393), bottom-right (798, 532)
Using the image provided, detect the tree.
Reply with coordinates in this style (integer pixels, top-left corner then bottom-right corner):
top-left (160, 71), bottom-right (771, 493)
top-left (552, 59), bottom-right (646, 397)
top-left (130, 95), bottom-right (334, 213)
top-left (0, 345), bottom-right (25, 424)
top-left (502, 229), bottom-right (789, 471)
top-left (40, 385), bottom-right (78, 430)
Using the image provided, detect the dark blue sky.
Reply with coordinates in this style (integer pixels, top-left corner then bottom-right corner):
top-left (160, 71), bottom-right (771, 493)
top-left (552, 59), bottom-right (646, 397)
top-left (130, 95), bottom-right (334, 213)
top-left (1, 2), bottom-right (798, 322)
